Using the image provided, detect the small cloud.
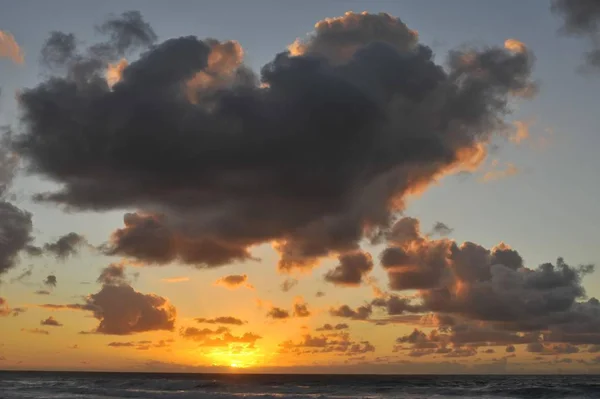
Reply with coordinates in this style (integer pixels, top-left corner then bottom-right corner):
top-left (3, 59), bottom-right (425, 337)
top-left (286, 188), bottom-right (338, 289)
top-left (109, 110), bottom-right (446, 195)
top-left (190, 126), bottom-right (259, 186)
top-left (0, 30), bottom-right (24, 64)
top-left (214, 274), bottom-right (253, 290)
top-left (480, 161), bottom-right (519, 183)
top-left (293, 298), bottom-right (311, 318)
top-left (108, 342), bottom-right (135, 348)
top-left (266, 307), bottom-right (290, 320)
top-left (430, 222), bottom-right (453, 237)
top-left (34, 290), bottom-right (51, 295)
top-left (281, 278), bottom-right (298, 292)
top-left (315, 291), bottom-right (325, 298)
top-left (40, 316), bottom-right (63, 327)
top-left (510, 121), bottom-right (530, 144)
top-left (21, 328), bottom-right (49, 335)
top-left (43, 232), bottom-right (87, 259)
top-left (43, 275), bottom-right (57, 288)
top-left (161, 277), bottom-right (190, 283)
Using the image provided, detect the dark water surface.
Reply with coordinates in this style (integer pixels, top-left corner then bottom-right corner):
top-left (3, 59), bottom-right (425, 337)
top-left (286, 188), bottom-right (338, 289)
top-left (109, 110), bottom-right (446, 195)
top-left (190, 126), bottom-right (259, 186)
top-left (1, 371), bottom-right (599, 398)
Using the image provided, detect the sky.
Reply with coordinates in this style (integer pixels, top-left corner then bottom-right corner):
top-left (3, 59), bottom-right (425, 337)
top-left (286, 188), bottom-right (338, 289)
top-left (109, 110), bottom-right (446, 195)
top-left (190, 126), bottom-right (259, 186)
top-left (0, 0), bottom-right (600, 374)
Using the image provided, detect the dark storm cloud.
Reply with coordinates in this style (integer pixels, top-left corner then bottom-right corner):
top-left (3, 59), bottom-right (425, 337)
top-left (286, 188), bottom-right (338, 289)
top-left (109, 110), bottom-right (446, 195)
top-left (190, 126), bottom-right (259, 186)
top-left (324, 251), bottom-right (373, 286)
top-left (43, 275), bottom-right (57, 288)
top-left (43, 232), bottom-right (87, 259)
top-left (195, 316), bottom-right (245, 325)
top-left (552, 0), bottom-right (600, 70)
top-left (14, 11), bottom-right (536, 270)
top-left (40, 316), bottom-right (63, 326)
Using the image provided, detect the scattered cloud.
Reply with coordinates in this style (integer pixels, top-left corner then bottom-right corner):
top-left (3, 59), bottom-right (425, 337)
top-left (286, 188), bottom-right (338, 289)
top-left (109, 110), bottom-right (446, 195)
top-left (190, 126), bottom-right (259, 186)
top-left (281, 278), bottom-right (298, 292)
top-left (43, 232), bottom-right (87, 259)
top-left (21, 328), bottom-right (49, 335)
top-left (43, 275), bottom-right (57, 288)
top-left (41, 267), bottom-right (176, 335)
top-left (0, 30), bottom-right (24, 64)
top-left (214, 274), bottom-right (253, 290)
top-left (324, 251), bottom-right (373, 287)
top-left (0, 297), bottom-right (26, 317)
top-left (551, 0), bottom-right (600, 71)
top-left (316, 323), bottom-right (349, 332)
top-left (266, 307), bottom-right (290, 320)
top-left (330, 304), bottom-right (372, 320)
top-left (480, 161), bottom-right (519, 182)
top-left (195, 316), bottom-right (245, 326)
top-left (40, 316), bottom-right (63, 327)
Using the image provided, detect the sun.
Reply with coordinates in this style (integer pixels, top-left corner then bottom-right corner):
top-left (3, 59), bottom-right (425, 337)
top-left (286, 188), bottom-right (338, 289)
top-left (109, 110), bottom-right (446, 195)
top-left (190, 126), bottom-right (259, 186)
top-left (230, 363), bottom-right (239, 368)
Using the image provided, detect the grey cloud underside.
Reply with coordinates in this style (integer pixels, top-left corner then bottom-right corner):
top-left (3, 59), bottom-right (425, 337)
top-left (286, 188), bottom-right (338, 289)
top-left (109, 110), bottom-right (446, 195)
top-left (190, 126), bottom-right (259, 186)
top-left (0, 124), bottom-right (35, 276)
top-left (42, 266), bottom-right (176, 335)
top-left (43, 232), bottom-right (86, 259)
top-left (552, 0), bottom-right (600, 70)
top-left (14, 11), bottom-right (535, 269)
top-left (332, 216), bottom-right (600, 356)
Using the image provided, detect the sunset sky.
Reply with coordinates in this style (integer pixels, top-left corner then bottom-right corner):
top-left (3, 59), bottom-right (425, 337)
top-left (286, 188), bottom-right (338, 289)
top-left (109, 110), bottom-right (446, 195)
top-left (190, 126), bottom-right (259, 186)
top-left (1, 0), bottom-right (600, 374)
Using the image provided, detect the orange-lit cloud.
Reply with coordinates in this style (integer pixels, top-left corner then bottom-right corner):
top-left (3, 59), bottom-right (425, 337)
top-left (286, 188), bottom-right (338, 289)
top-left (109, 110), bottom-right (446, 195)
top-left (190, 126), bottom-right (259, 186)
top-left (214, 274), bottom-right (254, 290)
top-left (511, 121), bottom-right (531, 144)
top-left (504, 38), bottom-right (527, 53)
top-left (0, 30), bottom-right (24, 64)
top-left (480, 161), bottom-right (520, 182)
top-left (106, 58), bottom-right (128, 88)
top-left (186, 40), bottom-right (245, 104)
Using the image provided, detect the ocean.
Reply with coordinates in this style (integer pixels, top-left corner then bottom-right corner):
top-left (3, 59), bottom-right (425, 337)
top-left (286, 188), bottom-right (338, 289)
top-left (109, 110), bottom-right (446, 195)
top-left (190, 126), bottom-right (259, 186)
top-left (1, 372), bottom-right (599, 398)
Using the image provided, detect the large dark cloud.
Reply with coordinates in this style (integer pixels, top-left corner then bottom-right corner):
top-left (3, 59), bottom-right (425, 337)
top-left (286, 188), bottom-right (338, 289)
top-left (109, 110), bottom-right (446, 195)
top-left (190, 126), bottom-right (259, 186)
top-left (552, 0), bottom-right (600, 70)
top-left (14, 11), bottom-right (535, 270)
